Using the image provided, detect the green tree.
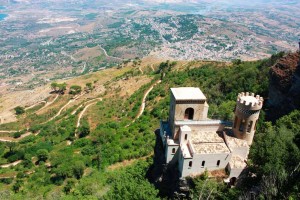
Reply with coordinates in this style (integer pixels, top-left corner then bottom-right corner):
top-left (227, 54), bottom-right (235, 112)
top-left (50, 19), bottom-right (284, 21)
top-left (51, 82), bottom-right (58, 91)
top-left (57, 83), bottom-right (67, 94)
top-left (12, 179), bottom-right (23, 193)
top-left (64, 178), bottom-right (76, 194)
top-left (6, 142), bottom-right (17, 153)
top-left (77, 121), bottom-right (90, 138)
top-left (72, 161), bottom-right (85, 179)
top-left (14, 106), bottom-right (25, 115)
top-left (37, 149), bottom-right (49, 162)
top-left (69, 85), bottom-right (82, 95)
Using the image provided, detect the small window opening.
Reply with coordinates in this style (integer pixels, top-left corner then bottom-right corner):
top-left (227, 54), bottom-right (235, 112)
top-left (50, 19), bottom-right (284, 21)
top-left (201, 161), bottom-right (205, 167)
top-left (184, 134), bottom-right (188, 140)
top-left (172, 148), bottom-right (175, 154)
top-left (217, 160), bottom-right (220, 167)
top-left (189, 161), bottom-right (193, 168)
top-left (247, 121), bottom-right (253, 133)
top-left (239, 119), bottom-right (245, 132)
top-left (234, 116), bottom-right (238, 128)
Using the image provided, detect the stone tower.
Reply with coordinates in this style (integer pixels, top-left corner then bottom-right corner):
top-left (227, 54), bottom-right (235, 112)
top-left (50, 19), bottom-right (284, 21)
top-left (232, 92), bottom-right (263, 145)
top-left (168, 87), bottom-right (208, 139)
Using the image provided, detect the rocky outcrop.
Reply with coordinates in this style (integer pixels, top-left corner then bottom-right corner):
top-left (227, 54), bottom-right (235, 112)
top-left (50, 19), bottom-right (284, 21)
top-left (268, 52), bottom-right (300, 120)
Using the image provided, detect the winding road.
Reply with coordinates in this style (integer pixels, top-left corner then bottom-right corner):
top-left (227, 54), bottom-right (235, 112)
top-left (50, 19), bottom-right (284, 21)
top-left (98, 45), bottom-right (123, 61)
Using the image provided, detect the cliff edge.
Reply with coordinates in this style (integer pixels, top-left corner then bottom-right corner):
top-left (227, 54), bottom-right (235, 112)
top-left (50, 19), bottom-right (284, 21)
top-left (268, 52), bottom-right (300, 120)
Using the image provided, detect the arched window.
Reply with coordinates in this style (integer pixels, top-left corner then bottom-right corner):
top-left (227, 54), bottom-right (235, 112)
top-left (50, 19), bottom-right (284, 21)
top-left (189, 161), bottom-right (193, 168)
top-left (172, 148), bottom-right (176, 154)
top-left (184, 134), bottom-right (188, 140)
top-left (184, 108), bottom-right (194, 120)
top-left (247, 121), bottom-right (253, 133)
top-left (239, 119), bottom-right (245, 132)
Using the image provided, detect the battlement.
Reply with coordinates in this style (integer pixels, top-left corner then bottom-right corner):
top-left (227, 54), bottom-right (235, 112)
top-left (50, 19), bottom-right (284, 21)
top-left (236, 92), bottom-right (263, 111)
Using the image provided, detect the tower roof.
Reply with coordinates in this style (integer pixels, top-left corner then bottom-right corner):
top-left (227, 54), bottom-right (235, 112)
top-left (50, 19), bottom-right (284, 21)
top-left (240, 95), bottom-right (258, 105)
top-left (171, 87), bottom-right (206, 101)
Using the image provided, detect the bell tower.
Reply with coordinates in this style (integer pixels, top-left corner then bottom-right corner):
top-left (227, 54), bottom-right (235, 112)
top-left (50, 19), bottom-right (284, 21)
top-left (232, 92), bottom-right (263, 145)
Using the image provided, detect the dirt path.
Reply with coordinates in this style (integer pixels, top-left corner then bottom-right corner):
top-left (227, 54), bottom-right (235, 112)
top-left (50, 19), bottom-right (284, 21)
top-left (38, 94), bottom-right (59, 112)
top-left (71, 104), bottom-right (83, 115)
top-left (136, 80), bottom-right (161, 120)
top-left (127, 80), bottom-right (161, 126)
top-left (0, 160), bottom-right (22, 168)
top-left (0, 130), bottom-right (18, 133)
top-left (45, 93), bottom-right (84, 123)
top-left (81, 62), bottom-right (87, 73)
top-left (0, 132), bottom-right (33, 142)
top-left (108, 155), bottom-right (151, 171)
top-left (98, 45), bottom-right (123, 61)
top-left (150, 64), bottom-right (155, 72)
top-left (139, 66), bottom-right (144, 74)
top-left (25, 101), bottom-right (46, 111)
top-left (76, 98), bottom-right (102, 128)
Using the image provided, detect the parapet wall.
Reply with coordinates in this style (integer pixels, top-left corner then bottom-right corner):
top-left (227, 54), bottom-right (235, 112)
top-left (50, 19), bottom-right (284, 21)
top-left (236, 92), bottom-right (263, 111)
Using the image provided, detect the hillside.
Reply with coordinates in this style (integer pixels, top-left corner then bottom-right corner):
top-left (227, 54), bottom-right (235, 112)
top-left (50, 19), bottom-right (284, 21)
top-left (0, 53), bottom-right (299, 199)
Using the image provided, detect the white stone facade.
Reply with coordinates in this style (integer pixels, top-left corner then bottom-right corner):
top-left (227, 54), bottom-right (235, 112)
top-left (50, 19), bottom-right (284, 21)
top-left (159, 87), bottom-right (263, 181)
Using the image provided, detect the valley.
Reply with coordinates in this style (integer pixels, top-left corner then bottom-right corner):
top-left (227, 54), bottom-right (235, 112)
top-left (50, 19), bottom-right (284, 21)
top-left (0, 0), bottom-right (299, 93)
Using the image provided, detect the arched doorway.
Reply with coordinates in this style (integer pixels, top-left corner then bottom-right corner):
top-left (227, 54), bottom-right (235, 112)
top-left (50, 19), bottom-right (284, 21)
top-left (184, 108), bottom-right (194, 120)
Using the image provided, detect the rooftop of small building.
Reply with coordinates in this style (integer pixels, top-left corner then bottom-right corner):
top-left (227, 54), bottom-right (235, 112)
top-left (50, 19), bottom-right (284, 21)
top-left (224, 133), bottom-right (249, 150)
top-left (171, 87), bottom-right (206, 101)
top-left (191, 131), bottom-right (224, 143)
top-left (229, 155), bottom-right (247, 169)
top-left (167, 138), bottom-right (179, 146)
top-left (192, 142), bottom-right (230, 154)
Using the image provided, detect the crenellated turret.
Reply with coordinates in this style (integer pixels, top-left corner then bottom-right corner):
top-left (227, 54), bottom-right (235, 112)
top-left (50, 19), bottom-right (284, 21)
top-left (236, 92), bottom-right (263, 111)
top-left (233, 92), bottom-right (263, 145)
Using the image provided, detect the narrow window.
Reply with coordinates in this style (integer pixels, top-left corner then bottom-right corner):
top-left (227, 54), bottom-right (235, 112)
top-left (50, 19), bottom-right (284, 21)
top-left (217, 160), bottom-right (220, 167)
top-left (234, 116), bottom-right (238, 128)
top-left (184, 108), bottom-right (194, 120)
top-left (172, 148), bottom-right (175, 154)
top-left (239, 119), bottom-right (245, 132)
top-left (184, 134), bottom-right (188, 140)
top-left (201, 161), bottom-right (205, 167)
top-left (189, 161), bottom-right (193, 168)
top-left (247, 121), bottom-right (253, 133)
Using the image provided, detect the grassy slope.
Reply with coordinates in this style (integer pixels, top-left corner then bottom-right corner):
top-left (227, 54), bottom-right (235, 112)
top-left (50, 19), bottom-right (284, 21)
top-left (0, 54), bottom-right (288, 199)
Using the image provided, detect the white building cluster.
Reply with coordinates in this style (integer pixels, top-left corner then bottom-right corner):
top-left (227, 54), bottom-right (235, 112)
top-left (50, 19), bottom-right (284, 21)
top-left (159, 87), bottom-right (263, 182)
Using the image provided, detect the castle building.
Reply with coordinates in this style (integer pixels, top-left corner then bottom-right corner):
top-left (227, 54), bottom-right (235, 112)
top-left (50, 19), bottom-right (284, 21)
top-left (159, 87), bottom-right (263, 180)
